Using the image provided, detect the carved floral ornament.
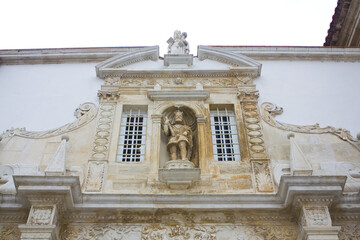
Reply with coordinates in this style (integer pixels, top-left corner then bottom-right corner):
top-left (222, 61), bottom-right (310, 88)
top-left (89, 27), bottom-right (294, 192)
top-left (0, 102), bottom-right (98, 139)
top-left (260, 102), bottom-right (360, 151)
top-left (106, 77), bottom-right (255, 88)
top-left (61, 223), bottom-right (297, 240)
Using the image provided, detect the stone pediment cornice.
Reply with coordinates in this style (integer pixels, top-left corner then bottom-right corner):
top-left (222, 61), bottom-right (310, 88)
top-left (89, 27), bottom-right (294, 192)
top-left (95, 46), bottom-right (262, 79)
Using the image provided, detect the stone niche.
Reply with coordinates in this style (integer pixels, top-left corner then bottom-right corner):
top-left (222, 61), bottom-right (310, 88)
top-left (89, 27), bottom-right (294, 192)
top-left (159, 106), bottom-right (200, 189)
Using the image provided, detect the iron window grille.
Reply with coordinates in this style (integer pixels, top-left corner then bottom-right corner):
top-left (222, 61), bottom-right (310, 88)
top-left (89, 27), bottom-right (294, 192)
top-left (210, 107), bottom-right (241, 161)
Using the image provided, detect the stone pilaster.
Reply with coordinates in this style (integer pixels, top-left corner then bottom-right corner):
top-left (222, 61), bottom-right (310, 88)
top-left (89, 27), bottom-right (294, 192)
top-left (84, 100), bottom-right (117, 192)
top-left (149, 114), bottom-right (162, 181)
top-left (295, 197), bottom-right (341, 240)
top-left (18, 205), bottom-right (59, 240)
top-left (196, 114), bottom-right (207, 171)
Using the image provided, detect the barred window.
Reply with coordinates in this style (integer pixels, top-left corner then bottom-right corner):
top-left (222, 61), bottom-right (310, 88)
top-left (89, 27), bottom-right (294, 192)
top-left (117, 106), bottom-right (147, 162)
top-left (210, 107), bottom-right (241, 161)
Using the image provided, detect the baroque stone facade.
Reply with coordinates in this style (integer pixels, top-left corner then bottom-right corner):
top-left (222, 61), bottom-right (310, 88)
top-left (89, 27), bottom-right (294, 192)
top-left (1, 32), bottom-right (360, 239)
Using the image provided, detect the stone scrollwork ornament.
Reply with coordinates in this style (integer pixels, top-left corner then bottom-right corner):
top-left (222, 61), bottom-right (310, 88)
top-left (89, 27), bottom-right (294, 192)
top-left (163, 109), bottom-right (194, 169)
top-left (260, 102), bottom-right (360, 151)
top-left (0, 102), bottom-right (97, 139)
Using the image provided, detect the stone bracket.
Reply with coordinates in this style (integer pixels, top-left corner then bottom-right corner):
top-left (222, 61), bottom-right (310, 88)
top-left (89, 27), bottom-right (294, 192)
top-left (159, 168), bottom-right (200, 189)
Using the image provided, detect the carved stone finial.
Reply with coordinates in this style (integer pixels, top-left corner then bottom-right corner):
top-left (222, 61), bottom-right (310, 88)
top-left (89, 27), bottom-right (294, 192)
top-left (287, 133), bottom-right (295, 139)
top-left (167, 30), bottom-right (189, 54)
top-left (61, 135), bottom-right (69, 142)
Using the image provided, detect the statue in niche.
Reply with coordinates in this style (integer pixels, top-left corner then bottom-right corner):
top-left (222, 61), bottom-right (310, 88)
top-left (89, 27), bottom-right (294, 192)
top-left (163, 109), bottom-right (193, 163)
top-left (167, 30), bottom-right (190, 54)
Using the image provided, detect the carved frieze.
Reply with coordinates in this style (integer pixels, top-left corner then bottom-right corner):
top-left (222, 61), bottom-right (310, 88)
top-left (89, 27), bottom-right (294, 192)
top-left (118, 77), bottom-right (252, 88)
top-left (60, 223), bottom-right (297, 240)
top-left (61, 223), bottom-right (141, 240)
top-left (84, 161), bottom-right (106, 192)
top-left (0, 102), bottom-right (97, 139)
top-left (252, 160), bottom-right (274, 192)
top-left (104, 77), bottom-right (120, 86)
top-left (260, 102), bottom-right (360, 151)
top-left (0, 224), bottom-right (21, 240)
top-left (337, 221), bottom-right (360, 240)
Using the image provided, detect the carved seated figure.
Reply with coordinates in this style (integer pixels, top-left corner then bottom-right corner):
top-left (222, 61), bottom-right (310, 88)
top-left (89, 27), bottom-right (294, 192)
top-left (163, 110), bottom-right (193, 164)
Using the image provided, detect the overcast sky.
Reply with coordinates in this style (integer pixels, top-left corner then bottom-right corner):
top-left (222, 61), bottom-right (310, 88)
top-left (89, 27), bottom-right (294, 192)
top-left (1, 0), bottom-right (337, 56)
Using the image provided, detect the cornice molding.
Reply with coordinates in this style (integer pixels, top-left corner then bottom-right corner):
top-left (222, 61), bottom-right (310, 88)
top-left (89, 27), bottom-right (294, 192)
top-left (1, 46), bottom-right (360, 65)
top-left (212, 46), bottom-right (360, 61)
top-left (0, 47), bottom-right (146, 65)
top-left (95, 46), bottom-right (159, 78)
top-left (7, 175), bottom-right (348, 212)
top-left (198, 46), bottom-right (262, 76)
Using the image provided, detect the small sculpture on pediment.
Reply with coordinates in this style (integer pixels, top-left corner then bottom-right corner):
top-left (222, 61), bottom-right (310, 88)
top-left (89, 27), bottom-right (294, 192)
top-left (167, 30), bottom-right (190, 54)
top-left (163, 109), bottom-right (193, 164)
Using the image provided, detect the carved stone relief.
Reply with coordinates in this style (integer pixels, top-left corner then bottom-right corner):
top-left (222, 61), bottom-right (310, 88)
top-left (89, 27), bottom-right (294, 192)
top-left (60, 223), bottom-right (297, 240)
top-left (260, 102), bottom-right (360, 151)
top-left (0, 102), bottom-right (97, 139)
top-left (89, 103), bottom-right (116, 161)
top-left (302, 206), bottom-right (331, 226)
top-left (85, 161), bottom-right (106, 192)
top-left (0, 224), bottom-right (21, 240)
top-left (104, 77), bottom-right (120, 86)
top-left (27, 205), bottom-right (55, 225)
top-left (97, 90), bottom-right (120, 102)
top-left (61, 223), bottom-right (141, 240)
top-left (117, 77), bottom-right (253, 88)
top-left (238, 90), bottom-right (268, 159)
top-left (337, 221), bottom-right (360, 240)
top-left (252, 160), bottom-right (274, 192)
top-left (0, 165), bottom-right (16, 194)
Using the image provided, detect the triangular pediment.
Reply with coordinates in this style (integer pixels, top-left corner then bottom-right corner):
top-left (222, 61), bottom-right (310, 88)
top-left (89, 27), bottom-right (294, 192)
top-left (96, 45), bottom-right (261, 78)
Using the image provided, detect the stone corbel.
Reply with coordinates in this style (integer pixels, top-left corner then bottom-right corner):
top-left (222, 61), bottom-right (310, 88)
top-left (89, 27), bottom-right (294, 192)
top-left (14, 175), bottom-right (81, 240)
top-left (293, 196), bottom-right (341, 240)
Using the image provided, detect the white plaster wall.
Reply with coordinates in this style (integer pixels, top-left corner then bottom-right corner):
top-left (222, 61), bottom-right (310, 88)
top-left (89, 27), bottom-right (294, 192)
top-left (0, 63), bottom-right (102, 132)
top-left (256, 60), bottom-right (360, 136)
top-left (0, 60), bottom-right (359, 137)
